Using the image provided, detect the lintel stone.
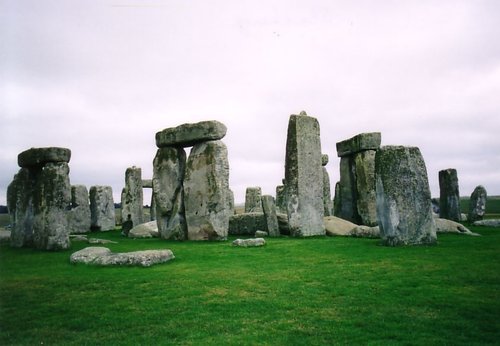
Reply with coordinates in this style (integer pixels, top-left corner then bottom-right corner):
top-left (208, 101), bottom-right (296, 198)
top-left (155, 120), bottom-right (227, 148)
top-left (336, 132), bottom-right (381, 157)
top-left (18, 147), bottom-right (71, 167)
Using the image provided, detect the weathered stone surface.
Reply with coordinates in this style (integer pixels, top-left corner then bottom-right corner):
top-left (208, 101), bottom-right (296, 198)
top-left (153, 147), bottom-right (187, 240)
top-left (68, 185), bottom-right (91, 234)
top-left (255, 230), bottom-right (268, 237)
top-left (322, 167), bottom-right (333, 216)
top-left (336, 132), bottom-right (381, 157)
top-left (434, 218), bottom-right (480, 236)
top-left (354, 150), bottom-right (377, 226)
top-left (245, 187), bottom-right (263, 213)
top-left (349, 225), bottom-right (380, 238)
top-left (275, 185), bottom-right (286, 213)
top-left (232, 238), bottom-right (266, 247)
top-left (156, 120), bottom-right (227, 148)
top-left (439, 168), bottom-right (461, 222)
top-left (184, 140), bottom-right (231, 240)
top-left (142, 179), bottom-right (153, 188)
top-left (337, 157), bottom-right (358, 223)
top-left (229, 212), bottom-right (267, 235)
top-left (460, 213), bottom-right (468, 222)
top-left (128, 221), bottom-right (160, 238)
top-left (89, 186), bottom-right (116, 231)
top-left (333, 181), bottom-right (341, 217)
top-left (473, 219), bottom-right (500, 227)
top-left (32, 162), bottom-right (72, 250)
top-left (261, 195), bottom-right (280, 237)
top-left (18, 147), bottom-right (71, 168)
top-left (121, 166), bottom-right (144, 227)
top-left (88, 238), bottom-right (118, 244)
top-left (0, 229), bottom-right (11, 243)
top-left (284, 112), bottom-right (325, 237)
top-left (321, 154), bottom-right (329, 166)
top-left (70, 247), bottom-right (175, 267)
top-left (276, 213), bottom-right (289, 235)
top-left (8, 168), bottom-right (36, 248)
top-left (375, 146), bottom-right (437, 246)
top-left (468, 185), bottom-right (487, 222)
top-left (324, 216), bottom-right (357, 236)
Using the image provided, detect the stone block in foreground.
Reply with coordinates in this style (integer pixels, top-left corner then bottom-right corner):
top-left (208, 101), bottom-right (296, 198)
top-left (155, 120), bottom-right (227, 148)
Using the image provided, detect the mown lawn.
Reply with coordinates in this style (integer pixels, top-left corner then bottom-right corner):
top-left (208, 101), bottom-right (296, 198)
top-left (0, 225), bottom-right (499, 345)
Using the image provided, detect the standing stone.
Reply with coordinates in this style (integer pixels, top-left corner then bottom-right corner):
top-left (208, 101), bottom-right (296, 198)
top-left (284, 112), bottom-right (325, 237)
top-left (261, 195), bottom-right (280, 237)
top-left (32, 162), bottom-right (72, 250)
top-left (275, 185), bottom-right (286, 213)
top-left (121, 166), bottom-right (144, 227)
top-left (468, 185), bottom-right (487, 222)
top-left (245, 187), bottom-right (263, 213)
top-left (354, 150), bottom-right (377, 226)
top-left (156, 120), bottom-right (227, 148)
top-left (338, 157), bottom-right (358, 222)
top-left (333, 181), bottom-right (341, 217)
top-left (152, 147), bottom-right (187, 240)
top-left (375, 146), bottom-right (437, 246)
top-left (89, 186), bottom-right (115, 231)
top-left (321, 154), bottom-right (333, 216)
top-left (184, 140), bottom-right (231, 240)
top-left (438, 168), bottom-right (461, 222)
top-left (68, 185), bottom-right (91, 234)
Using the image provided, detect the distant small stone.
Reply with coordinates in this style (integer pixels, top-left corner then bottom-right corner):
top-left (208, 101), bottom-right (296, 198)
top-left (128, 221), bottom-right (159, 238)
top-left (232, 238), bottom-right (266, 247)
top-left (468, 185), bottom-right (487, 222)
top-left (155, 120), bottom-right (227, 148)
top-left (70, 247), bottom-right (175, 267)
top-left (88, 238), bottom-right (118, 244)
top-left (434, 218), bottom-right (480, 236)
top-left (255, 230), bottom-right (268, 237)
top-left (473, 219), bottom-right (500, 227)
top-left (0, 230), bottom-right (11, 243)
top-left (321, 154), bottom-right (329, 166)
top-left (69, 235), bottom-right (88, 242)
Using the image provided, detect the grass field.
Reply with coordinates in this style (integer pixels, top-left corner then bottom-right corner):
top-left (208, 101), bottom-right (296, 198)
top-left (1, 225), bottom-right (499, 345)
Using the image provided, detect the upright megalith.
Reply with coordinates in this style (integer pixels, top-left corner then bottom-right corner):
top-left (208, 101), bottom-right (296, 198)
top-left (321, 154), bottom-right (333, 217)
top-left (336, 132), bottom-right (380, 226)
top-left (153, 147), bottom-right (187, 240)
top-left (438, 168), bottom-right (461, 222)
top-left (261, 195), bottom-right (280, 237)
top-left (284, 111), bottom-right (325, 237)
top-left (89, 186), bottom-right (115, 231)
top-left (468, 185), bottom-right (487, 222)
top-left (375, 146), bottom-right (437, 246)
top-left (68, 185), bottom-right (91, 234)
top-left (8, 147), bottom-right (72, 250)
top-left (333, 181), bottom-right (341, 217)
top-left (121, 166), bottom-right (144, 227)
top-left (245, 187), bottom-right (263, 213)
top-left (184, 140), bottom-right (231, 240)
top-left (275, 185), bottom-right (286, 213)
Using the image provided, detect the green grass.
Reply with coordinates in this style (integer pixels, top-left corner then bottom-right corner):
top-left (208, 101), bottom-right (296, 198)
top-left (1, 226), bottom-right (499, 345)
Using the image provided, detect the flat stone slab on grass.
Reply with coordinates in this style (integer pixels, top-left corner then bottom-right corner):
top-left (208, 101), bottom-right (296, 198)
top-left (155, 120), bottom-right (227, 148)
top-left (435, 218), bottom-right (480, 236)
top-left (128, 221), bottom-right (159, 238)
top-left (18, 147), bottom-right (71, 167)
top-left (473, 219), bottom-right (500, 227)
top-left (70, 247), bottom-right (175, 267)
top-left (232, 238), bottom-right (266, 247)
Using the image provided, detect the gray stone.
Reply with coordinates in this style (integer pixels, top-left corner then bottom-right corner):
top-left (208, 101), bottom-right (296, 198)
top-left (333, 181), bottom-right (341, 217)
top-left (89, 186), bottom-right (116, 231)
top-left (18, 147), bottom-right (71, 168)
top-left (0, 229), bottom-right (11, 243)
top-left (275, 185), bottom-right (286, 213)
top-left (232, 238), bottom-right (266, 247)
top-left (228, 212), bottom-right (267, 236)
top-left (88, 238), bottom-right (118, 244)
top-left (322, 167), bottom-right (333, 216)
top-left (69, 234), bottom-right (88, 242)
top-left (460, 213), bottom-right (468, 222)
top-left (245, 187), bottom-right (262, 213)
top-left (473, 219), bottom-right (500, 227)
top-left (337, 157), bottom-right (358, 223)
top-left (284, 112), bottom-right (325, 237)
top-left (324, 216), bottom-right (357, 236)
top-left (8, 168), bottom-right (36, 248)
top-left (349, 225), bottom-right (380, 238)
top-left (321, 154), bottom-right (329, 166)
top-left (439, 168), bottom-right (461, 222)
top-left (468, 185), bottom-right (487, 222)
top-left (255, 230), bottom-right (268, 237)
top-left (155, 120), bottom-right (227, 148)
top-left (70, 247), bottom-right (175, 267)
top-left (336, 132), bottom-right (381, 157)
top-left (354, 150), bottom-right (377, 226)
top-left (153, 147), bottom-right (187, 240)
top-left (121, 166), bottom-right (144, 227)
top-left (261, 195), bottom-right (280, 237)
top-left (184, 140), bottom-right (231, 240)
top-left (128, 221), bottom-right (160, 238)
top-left (142, 179), bottom-right (153, 188)
top-left (375, 146), bottom-right (437, 246)
top-left (276, 213), bottom-right (290, 235)
top-left (434, 218), bottom-right (480, 236)
top-left (67, 185), bottom-right (91, 234)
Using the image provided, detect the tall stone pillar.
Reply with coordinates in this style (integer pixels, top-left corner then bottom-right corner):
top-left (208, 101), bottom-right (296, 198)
top-left (438, 168), bottom-right (461, 222)
top-left (68, 185), bottom-right (91, 234)
top-left (121, 166), bottom-right (144, 227)
top-left (468, 185), bottom-right (487, 222)
top-left (245, 187), bottom-right (262, 213)
top-left (321, 154), bottom-right (333, 217)
top-left (89, 186), bottom-right (115, 231)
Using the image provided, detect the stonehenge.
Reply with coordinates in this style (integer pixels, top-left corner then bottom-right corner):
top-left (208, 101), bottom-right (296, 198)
top-left (68, 185), bottom-right (91, 234)
top-left (468, 185), bottom-right (487, 222)
top-left (90, 186), bottom-right (116, 231)
top-left (245, 187), bottom-right (263, 213)
top-left (121, 166), bottom-right (144, 227)
top-left (438, 168), bottom-right (461, 222)
top-left (321, 154), bottom-right (333, 216)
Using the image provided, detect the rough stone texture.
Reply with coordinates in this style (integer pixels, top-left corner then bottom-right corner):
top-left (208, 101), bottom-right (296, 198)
top-left (70, 247), bottom-right (175, 267)
top-left (375, 146), bottom-right (437, 246)
top-left (128, 221), bottom-right (160, 238)
top-left (142, 179), bottom-right (153, 188)
top-left (18, 147), bottom-right (71, 168)
top-left (261, 195), bottom-right (280, 237)
top-left (245, 187), bottom-right (263, 213)
top-left (229, 212), bottom-right (267, 236)
top-left (232, 238), bottom-right (266, 247)
top-left (284, 112), bottom-right (325, 237)
top-left (461, 213), bottom-right (468, 222)
top-left (337, 157), bottom-right (358, 223)
top-left (324, 216), bottom-right (357, 236)
top-left (184, 140), bottom-right (231, 240)
top-left (322, 167), bottom-right (333, 216)
top-left (468, 185), bottom-right (487, 222)
top-left (333, 181), bottom-right (341, 217)
top-left (354, 150), bottom-right (377, 226)
top-left (0, 229), bottom-right (11, 243)
top-left (255, 230), bottom-right (268, 237)
top-left (89, 186), bottom-right (116, 231)
top-left (473, 219), bottom-right (500, 227)
top-left (434, 218), bottom-right (480, 236)
top-left (276, 213), bottom-right (289, 235)
top-left (439, 168), bottom-right (461, 222)
top-left (275, 185), bottom-right (286, 213)
top-left (156, 120), bottom-right (227, 148)
top-left (321, 154), bottom-right (329, 166)
top-left (67, 185), bottom-right (91, 234)
top-left (153, 147), bottom-right (187, 240)
top-left (121, 166), bottom-right (144, 227)
top-left (31, 162), bottom-right (72, 250)
top-left (336, 132), bottom-right (381, 157)
top-left (349, 225), bottom-right (380, 238)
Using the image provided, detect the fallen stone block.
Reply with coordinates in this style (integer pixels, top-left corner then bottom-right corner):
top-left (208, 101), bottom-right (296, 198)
top-left (473, 219), bottom-right (500, 227)
top-left (232, 238), bottom-right (266, 247)
top-left (70, 247), bottom-right (175, 267)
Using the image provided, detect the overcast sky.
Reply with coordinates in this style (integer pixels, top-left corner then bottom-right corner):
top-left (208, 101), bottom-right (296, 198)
top-left (1, 0), bottom-right (499, 206)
